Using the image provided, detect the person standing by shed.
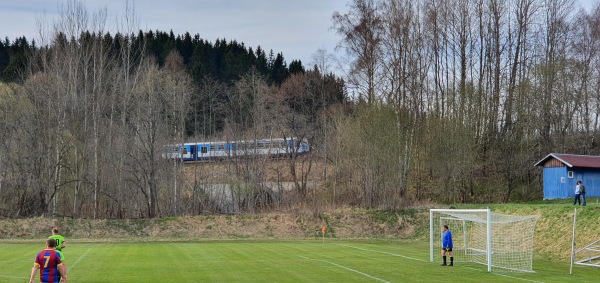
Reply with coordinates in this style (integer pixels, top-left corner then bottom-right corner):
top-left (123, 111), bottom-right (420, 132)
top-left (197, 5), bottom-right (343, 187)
top-left (579, 181), bottom-right (587, 206)
top-left (574, 181), bottom-right (583, 206)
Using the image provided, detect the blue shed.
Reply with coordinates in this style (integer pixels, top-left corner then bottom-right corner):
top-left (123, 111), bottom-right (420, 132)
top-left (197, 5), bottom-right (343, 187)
top-left (535, 153), bottom-right (600, 199)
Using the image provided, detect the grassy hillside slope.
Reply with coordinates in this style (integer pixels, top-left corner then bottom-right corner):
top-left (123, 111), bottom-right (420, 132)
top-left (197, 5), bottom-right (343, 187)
top-left (1, 200), bottom-right (597, 261)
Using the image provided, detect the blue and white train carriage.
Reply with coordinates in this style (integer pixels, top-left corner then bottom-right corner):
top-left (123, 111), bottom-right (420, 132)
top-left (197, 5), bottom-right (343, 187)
top-left (163, 137), bottom-right (310, 162)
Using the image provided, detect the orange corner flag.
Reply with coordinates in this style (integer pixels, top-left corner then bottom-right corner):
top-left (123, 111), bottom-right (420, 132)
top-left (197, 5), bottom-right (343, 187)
top-left (322, 226), bottom-right (326, 234)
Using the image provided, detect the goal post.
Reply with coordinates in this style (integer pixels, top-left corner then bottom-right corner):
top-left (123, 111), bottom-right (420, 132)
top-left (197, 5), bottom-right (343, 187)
top-left (430, 208), bottom-right (539, 273)
top-left (571, 207), bottom-right (600, 272)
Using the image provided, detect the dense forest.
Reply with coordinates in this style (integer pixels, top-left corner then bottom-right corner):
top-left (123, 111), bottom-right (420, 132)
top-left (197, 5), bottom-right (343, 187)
top-left (0, 28), bottom-right (336, 136)
top-left (1, 0), bottom-right (599, 219)
top-left (0, 28), bottom-right (304, 85)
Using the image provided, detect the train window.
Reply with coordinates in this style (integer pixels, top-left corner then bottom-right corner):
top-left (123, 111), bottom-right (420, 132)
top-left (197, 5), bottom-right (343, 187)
top-left (217, 144), bottom-right (225, 150)
top-left (183, 147), bottom-right (188, 154)
top-left (210, 145), bottom-right (216, 150)
top-left (201, 146), bottom-right (207, 153)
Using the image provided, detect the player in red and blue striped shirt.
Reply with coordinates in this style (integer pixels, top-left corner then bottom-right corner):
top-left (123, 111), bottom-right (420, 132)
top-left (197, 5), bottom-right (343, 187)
top-left (29, 238), bottom-right (67, 283)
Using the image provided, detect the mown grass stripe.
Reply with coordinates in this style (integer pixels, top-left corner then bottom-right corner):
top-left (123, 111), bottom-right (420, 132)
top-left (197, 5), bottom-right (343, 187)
top-left (1, 240), bottom-right (598, 282)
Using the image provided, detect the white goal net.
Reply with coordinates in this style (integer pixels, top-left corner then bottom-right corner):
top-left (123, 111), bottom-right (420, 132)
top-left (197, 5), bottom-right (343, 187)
top-left (430, 209), bottom-right (540, 273)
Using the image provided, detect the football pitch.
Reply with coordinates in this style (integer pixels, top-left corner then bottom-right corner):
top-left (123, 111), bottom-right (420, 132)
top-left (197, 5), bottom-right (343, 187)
top-left (5, 240), bottom-right (599, 283)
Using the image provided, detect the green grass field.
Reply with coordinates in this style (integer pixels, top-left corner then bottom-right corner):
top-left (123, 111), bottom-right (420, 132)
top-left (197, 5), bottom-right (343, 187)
top-left (5, 239), bottom-right (599, 283)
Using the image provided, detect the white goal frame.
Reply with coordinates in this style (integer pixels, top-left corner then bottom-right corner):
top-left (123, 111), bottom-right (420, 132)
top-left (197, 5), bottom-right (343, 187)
top-left (430, 208), bottom-right (539, 273)
top-left (430, 209), bottom-right (492, 272)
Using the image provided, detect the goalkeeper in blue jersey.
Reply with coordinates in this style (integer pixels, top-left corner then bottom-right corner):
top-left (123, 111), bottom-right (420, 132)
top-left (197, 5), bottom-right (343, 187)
top-left (441, 225), bottom-right (453, 266)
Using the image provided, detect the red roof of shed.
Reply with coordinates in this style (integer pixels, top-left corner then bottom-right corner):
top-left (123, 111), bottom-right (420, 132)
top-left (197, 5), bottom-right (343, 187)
top-left (534, 153), bottom-right (600, 168)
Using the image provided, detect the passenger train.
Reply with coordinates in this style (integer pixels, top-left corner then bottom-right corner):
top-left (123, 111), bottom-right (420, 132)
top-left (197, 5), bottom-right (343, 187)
top-left (163, 137), bottom-right (310, 162)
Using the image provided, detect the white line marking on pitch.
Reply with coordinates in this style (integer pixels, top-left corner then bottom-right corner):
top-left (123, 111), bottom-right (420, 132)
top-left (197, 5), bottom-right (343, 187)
top-left (340, 244), bottom-right (428, 262)
top-left (69, 246), bottom-right (95, 271)
top-left (342, 244), bottom-right (544, 283)
top-left (300, 256), bottom-right (390, 283)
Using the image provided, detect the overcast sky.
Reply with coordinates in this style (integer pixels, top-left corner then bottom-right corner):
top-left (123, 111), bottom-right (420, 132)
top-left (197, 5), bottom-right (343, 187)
top-left (0, 0), bottom-right (598, 69)
top-left (0, 0), bottom-right (349, 67)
